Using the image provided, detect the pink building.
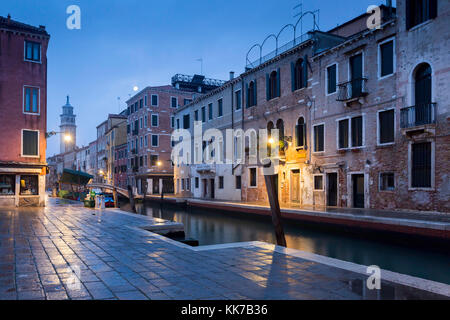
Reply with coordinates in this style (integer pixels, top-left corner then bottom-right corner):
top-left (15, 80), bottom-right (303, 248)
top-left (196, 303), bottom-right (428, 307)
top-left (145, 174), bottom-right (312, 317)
top-left (0, 15), bottom-right (50, 207)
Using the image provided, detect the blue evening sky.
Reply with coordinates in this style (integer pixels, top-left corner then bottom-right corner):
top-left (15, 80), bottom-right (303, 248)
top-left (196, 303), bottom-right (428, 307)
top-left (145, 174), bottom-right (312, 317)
top-left (1, 0), bottom-right (393, 156)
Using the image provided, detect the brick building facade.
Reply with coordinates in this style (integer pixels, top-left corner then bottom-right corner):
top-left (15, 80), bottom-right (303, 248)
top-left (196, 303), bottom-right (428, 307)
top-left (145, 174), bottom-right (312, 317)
top-left (0, 15), bottom-right (50, 207)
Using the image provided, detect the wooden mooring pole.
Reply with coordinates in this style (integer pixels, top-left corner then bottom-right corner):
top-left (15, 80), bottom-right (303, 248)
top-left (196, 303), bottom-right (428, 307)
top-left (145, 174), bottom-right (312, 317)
top-left (113, 187), bottom-right (119, 208)
top-left (264, 173), bottom-right (287, 247)
top-left (127, 185), bottom-right (136, 213)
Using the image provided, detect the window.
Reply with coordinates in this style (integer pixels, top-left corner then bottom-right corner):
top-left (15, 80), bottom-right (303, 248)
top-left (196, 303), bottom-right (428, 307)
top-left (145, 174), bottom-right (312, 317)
top-left (351, 116), bottom-right (363, 147)
top-left (295, 117), bottom-right (306, 148)
top-left (378, 109), bottom-right (395, 144)
top-left (201, 107), bottom-right (206, 123)
top-left (218, 99), bottom-right (223, 117)
top-left (326, 64), bottom-right (337, 94)
top-left (171, 116), bottom-right (175, 128)
top-left (219, 176), bottom-right (224, 189)
top-left (380, 173), bottom-right (395, 191)
top-left (267, 69), bottom-right (280, 100)
top-left (186, 178), bottom-right (190, 191)
top-left (140, 117), bottom-right (143, 129)
top-left (176, 119), bottom-right (180, 130)
top-left (139, 99), bottom-right (143, 109)
top-left (338, 119), bottom-right (349, 149)
top-left (23, 87), bottom-right (39, 114)
top-left (194, 110), bottom-right (199, 121)
top-left (144, 135), bottom-right (148, 147)
top-left (246, 81), bottom-right (257, 108)
top-left (235, 175), bottom-right (241, 189)
top-left (406, 0), bottom-right (438, 30)
top-left (144, 115), bottom-right (148, 127)
top-left (144, 95), bottom-right (148, 106)
top-left (22, 130), bottom-right (39, 157)
top-left (195, 177), bottom-right (199, 189)
top-left (184, 98), bottom-right (192, 105)
top-left (181, 179), bottom-right (185, 191)
top-left (249, 168), bottom-right (257, 187)
top-left (292, 58), bottom-right (307, 91)
top-left (20, 175), bottom-right (38, 195)
top-left (235, 90), bottom-right (241, 110)
top-left (151, 135), bottom-right (159, 147)
top-left (25, 41), bottom-right (41, 62)
top-left (314, 175), bottom-right (324, 191)
top-left (150, 155), bottom-right (158, 166)
top-left (0, 175), bottom-right (15, 195)
top-left (140, 137), bottom-right (143, 148)
top-left (379, 39), bottom-right (394, 78)
top-left (151, 94), bottom-right (158, 106)
top-left (171, 97), bottom-right (177, 108)
top-left (151, 114), bottom-right (159, 127)
top-left (140, 156), bottom-right (143, 167)
top-left (208, 103), bottom-right (213, 120)
top-left (313, 124), bottom-right (324, 152)
top-left (412, 142), bottom-right (431, 188)
top-left (183, 114), bottom-right (190, 129)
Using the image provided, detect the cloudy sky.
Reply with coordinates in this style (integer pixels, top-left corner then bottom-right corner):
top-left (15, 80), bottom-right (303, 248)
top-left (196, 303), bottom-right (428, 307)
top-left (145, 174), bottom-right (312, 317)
top-left (1, 0), bottom-right (393, 156)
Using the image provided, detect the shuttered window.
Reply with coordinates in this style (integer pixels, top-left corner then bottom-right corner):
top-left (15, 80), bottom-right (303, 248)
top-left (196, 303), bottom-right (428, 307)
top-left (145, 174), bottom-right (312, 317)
top-left (22, 130), bottom-right (39, 156)
top-left (246, 81), bottom-right (257, 108)
top-left (25, 41), bottom-right (41, 62)
top-left (219, 176), bottom-right (224, 189)
top-left (171, 97), bottom-right (177, 108)
top-left (151, 94), bottom-right (158, 106)
top-left (379, 110), bottom-right (394, 144)
top-left (201, 107), bottom-right (206, 123)
top-left (327, 64), bottom-right (337, 94)
top-left (24, 87), bottom-right (39, 113)
top-left (406, 0), bottom-right (438, 30)
top-left (152, 114), bottom-right (159, 127)
top-left (183, 114), bottom-right (190, 129)
top-left (338, 119), bottom-right (349, 149)
top-left (208, 103), bottom-right (213, 120)
top-left (313, 124), bottom-right (324, 152)
top-left (218, 99), bottom-right (223, 117)
top-left (412, 142), bottom-right (431, 188)
top-left (151, 135), bottom-right (159, 147)
top-left (295, 117), bottom-right (306, 148)
top-left (194, 110), bottom-right (199, 121)
top-left (380, 40), bottom-right (394, 77)
top-left (351, 116), bottom-right (363, 147)
top-left (235, 90), bottom-right (241, 110)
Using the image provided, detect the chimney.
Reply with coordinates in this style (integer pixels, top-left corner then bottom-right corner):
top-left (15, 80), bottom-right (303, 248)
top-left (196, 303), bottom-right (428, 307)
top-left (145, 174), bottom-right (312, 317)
top-left (229, 71), bottom-right (235, 80)
top-left (39, 25), bottom-right (46, 30)
top-left (7, 14), bottom-right (11, 24)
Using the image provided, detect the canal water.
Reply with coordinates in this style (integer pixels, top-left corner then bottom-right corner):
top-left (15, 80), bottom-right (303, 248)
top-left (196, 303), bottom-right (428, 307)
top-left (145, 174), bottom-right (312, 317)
top-left (120, 202), bottom-right (450, 285)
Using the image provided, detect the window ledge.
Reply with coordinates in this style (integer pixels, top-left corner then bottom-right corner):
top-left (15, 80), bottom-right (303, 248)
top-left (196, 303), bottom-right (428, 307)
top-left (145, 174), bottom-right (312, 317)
top-left (376, 143), bottom-right (395, 149)
top-left (408, 187), bottom-right (434, 192)
top-left (408, 19), bottom-right (433, 32)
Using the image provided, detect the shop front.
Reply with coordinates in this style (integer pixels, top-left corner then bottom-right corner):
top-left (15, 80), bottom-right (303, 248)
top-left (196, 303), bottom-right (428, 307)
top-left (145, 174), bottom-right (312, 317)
top-left (0, 163), bottom-right (46, 207)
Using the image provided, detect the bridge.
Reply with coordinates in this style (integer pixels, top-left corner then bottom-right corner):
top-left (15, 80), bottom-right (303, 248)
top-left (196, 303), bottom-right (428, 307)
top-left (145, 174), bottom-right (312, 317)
top-left (87, 183), bottom-right (131, 198)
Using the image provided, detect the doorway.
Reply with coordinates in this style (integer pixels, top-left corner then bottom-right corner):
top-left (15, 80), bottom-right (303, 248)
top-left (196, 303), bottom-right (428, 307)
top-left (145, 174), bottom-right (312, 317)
top-left (350, 53), bottom-right (363, 98)
top-left (202, 179), bottom-right (207, 198)
top-left (210, 179), bottom-right (215, 199)
top-left (291, 170), bottom-right (300, 203)
top-left (327, 173), bottom-right (338, 206)
top-left (352, 174), bottom-right (365, 208)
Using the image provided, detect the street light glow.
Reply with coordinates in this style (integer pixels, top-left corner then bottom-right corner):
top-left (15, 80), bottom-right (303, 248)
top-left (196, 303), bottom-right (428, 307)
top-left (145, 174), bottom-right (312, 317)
top-left (64, 134), bottom-right (72, 142)
top-left (268, 137), bottom-right (275, 145)
top-left (157, 161), bottom-right (162, 167)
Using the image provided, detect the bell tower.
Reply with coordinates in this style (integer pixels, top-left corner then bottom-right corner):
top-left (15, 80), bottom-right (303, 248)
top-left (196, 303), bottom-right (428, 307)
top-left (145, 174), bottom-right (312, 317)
top-left (59, 95), bottom-right (76, 153)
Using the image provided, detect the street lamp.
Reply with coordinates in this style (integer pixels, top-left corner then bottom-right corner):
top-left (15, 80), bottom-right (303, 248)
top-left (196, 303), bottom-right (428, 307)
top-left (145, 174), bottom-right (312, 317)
top-left (46, 131), bottom-right (72, 142)
top-left (157, 161), bottom-right (162, 167)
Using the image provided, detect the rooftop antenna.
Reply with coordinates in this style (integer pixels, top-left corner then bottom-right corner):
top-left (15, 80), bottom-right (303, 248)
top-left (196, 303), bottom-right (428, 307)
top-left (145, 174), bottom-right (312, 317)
top-left (117, 97), bottom-right (120, 113)
top-left (196, 58), bottom-right (203, 75)
top-left (293, 0), bottom-right (303, 35)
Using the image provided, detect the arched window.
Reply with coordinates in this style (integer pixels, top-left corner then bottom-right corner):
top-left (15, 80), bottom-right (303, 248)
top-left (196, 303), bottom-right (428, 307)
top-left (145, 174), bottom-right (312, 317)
top-left (267, 121), bottom-right (274, 157)
top-left (247, 81), bottom-right (256, 108)
top-left (414, 63), bottom-right (432, 106)
top-left (266, 69), bottom-right (280, 100)
top-left (296, 117), bottom-right (306, 148)
top-left (292, 58), bottom-right (307, 91)
top-left (276, 119), bottom-right (285, 155)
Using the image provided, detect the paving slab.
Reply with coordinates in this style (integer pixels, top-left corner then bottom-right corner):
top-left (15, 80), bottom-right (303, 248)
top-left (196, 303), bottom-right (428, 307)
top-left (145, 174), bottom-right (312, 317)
top-left (0, 197), bottom-right (448, 300)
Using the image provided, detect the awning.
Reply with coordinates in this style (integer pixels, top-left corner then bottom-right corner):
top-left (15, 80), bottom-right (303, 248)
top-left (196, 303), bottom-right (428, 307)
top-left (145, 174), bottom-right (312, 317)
top-left (60, 169), bottom-right (93, 185)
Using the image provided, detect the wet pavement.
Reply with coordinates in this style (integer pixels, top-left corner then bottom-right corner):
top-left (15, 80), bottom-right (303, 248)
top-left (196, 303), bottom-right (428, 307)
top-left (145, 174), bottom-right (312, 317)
top-left (0, 198), bottom-right (448, 300)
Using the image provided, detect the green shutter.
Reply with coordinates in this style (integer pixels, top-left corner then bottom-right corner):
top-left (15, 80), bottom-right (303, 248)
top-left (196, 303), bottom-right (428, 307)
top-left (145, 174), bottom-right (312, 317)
top-left (276, 68), bottom-right (281, 97)
top-left (302, 55), bottom-right (308, 88)
top-left (253, 79), bottom-right (257, 106)
top-left (266, 73), bottom-right (270, 101)
top-left (291, 62), bottom-right (296, 92)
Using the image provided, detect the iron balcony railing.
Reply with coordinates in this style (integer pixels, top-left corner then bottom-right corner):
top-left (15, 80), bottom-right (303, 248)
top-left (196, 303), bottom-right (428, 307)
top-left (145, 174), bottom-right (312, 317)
top-left (336, 78), bottom-right (368, 102)
top-left (400, 103), bottom-right (436, 129)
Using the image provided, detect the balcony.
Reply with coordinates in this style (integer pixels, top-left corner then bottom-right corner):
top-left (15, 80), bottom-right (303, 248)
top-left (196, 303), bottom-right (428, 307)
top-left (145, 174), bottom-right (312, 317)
top-left (337, 78), bottom-right (368, 104)
top-left (400, 103), bottom-right (436, 133)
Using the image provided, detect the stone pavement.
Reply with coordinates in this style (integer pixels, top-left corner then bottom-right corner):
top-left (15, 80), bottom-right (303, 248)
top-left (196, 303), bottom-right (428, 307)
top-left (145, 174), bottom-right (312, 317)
top-left (0, 198), bottom-right (449, 300)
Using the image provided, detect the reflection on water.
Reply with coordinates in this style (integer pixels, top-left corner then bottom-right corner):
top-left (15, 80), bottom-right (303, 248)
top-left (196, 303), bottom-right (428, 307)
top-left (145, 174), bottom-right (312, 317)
top-left (121, 202), bottom-right (450, 285)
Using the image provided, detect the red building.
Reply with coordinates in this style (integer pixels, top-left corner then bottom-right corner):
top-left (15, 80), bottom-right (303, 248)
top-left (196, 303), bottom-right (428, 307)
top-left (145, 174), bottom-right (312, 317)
top-left (114, 143), bottom-right (128, 189)
top-left (0, 15), bottom-right (50, 207)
